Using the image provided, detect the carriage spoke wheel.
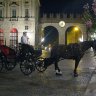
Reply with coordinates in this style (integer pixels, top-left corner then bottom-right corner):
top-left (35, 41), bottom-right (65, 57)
top-left (35, 58), bottom-right (46, 72)
top-left (5, 59), bottom-right (16, 71)
top-left (20, 60), bottom-right (35, 75)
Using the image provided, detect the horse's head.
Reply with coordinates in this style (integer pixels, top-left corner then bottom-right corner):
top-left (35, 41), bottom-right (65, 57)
top-left (92, 40), bottom-right (96, 56)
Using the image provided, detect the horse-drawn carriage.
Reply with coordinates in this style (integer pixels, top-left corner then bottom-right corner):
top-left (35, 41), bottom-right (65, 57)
top-left (0, 40), bottom-right (96, 77)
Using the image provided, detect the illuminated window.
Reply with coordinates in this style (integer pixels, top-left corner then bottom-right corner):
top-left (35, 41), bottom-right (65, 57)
top-left (10, 28), bottom-right (18, 48)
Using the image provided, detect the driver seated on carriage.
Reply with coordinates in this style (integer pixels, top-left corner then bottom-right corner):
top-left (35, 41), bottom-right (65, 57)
top-left (20, 32), bottom-right (42, 57)
top-left (21, 32), bottom-right (29, 44)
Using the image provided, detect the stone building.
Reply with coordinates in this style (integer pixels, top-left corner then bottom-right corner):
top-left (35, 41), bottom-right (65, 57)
top-left (39, 13), bottom-right (87, 46)
top-left (0, 0), bottom-right (40, 47)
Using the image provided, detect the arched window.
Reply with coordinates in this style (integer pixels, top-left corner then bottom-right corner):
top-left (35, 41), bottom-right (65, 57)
top-left (0, 28), bottom-right (4, 45)
top-left (10, 28), bottom-right (18, 48)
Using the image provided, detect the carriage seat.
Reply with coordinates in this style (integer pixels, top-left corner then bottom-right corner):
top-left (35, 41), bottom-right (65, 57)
top-left (0, 45), bottom-right (16, 58)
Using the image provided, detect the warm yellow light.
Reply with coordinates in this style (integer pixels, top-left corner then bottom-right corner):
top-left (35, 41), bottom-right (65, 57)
top-left (74, 27), bottom-right (79, 31)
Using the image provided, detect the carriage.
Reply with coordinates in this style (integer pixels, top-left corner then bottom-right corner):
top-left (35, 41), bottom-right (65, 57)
top-left (0, 43), bottom-right (52, 75)
top-left (0, 43), bottom-right (42, 75)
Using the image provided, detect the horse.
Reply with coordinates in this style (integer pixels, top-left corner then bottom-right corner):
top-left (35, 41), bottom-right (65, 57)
top-left (47, 40), bottom-right (96, 77)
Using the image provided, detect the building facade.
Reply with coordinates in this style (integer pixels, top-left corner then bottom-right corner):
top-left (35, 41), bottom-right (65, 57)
top-left (40, 13), bottom-right (87, 45)
top-left (0, 0), bottom-right (40, 47)
top-left (0, 0), bottom-right (87, 48)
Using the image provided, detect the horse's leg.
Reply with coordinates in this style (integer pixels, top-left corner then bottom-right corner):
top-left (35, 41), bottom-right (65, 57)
top-left (54, 59), bottom-right (62, 75)
top-left (74, 58), bottom-right (81, 77)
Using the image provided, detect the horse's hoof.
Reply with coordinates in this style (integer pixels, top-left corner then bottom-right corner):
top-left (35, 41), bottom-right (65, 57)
top-left (55, 70), bottom-right (62, 76)
top-left (56, 73), bottom-right (62, 76)
top-left (74, 73), bottom-right (78, 77)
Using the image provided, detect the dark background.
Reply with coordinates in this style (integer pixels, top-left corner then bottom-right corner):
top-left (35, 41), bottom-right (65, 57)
top-left (40, 0), bottom-right (92, 14)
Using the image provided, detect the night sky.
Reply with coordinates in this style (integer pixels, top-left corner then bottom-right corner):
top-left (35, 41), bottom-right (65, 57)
top-left (40, 0), bottom-right (92, 14)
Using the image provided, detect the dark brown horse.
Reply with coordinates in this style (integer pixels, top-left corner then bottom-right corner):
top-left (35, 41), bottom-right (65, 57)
top-left (45, 40), bottom-right (96, 77)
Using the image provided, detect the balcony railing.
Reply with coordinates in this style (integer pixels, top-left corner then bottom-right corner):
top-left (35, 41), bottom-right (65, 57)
top-left (9, 17), bottom-right (18, 21)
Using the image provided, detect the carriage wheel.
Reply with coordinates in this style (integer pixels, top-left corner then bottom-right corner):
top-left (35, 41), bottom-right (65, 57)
top-left (35, 58), bottom-right (46, 72)
top-left (20, 60), bottom-right (35, 75)
top-left (5, 59), bottom-right (17, 71)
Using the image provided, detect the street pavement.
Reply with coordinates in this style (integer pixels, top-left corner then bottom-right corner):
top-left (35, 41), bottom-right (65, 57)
top-left (0, 49), bottom-right (96, 96)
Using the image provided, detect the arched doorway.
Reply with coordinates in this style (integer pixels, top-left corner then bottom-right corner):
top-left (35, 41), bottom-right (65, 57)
top-left (10, 28), bottom-right (18, 48)
top-left (0, 28), bottom-right (4, 45)
top-left (65, 26), bottom-right (83, 45)
top-left (42, 26), bottom-right (59, 46)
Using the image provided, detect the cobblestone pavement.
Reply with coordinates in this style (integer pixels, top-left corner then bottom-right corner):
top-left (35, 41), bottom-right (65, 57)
top-left (0, 50), bottom-right (96, 96)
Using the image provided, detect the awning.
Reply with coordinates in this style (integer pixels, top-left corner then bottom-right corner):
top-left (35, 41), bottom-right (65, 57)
top-left (11, 28), bottom-right (18, 33)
